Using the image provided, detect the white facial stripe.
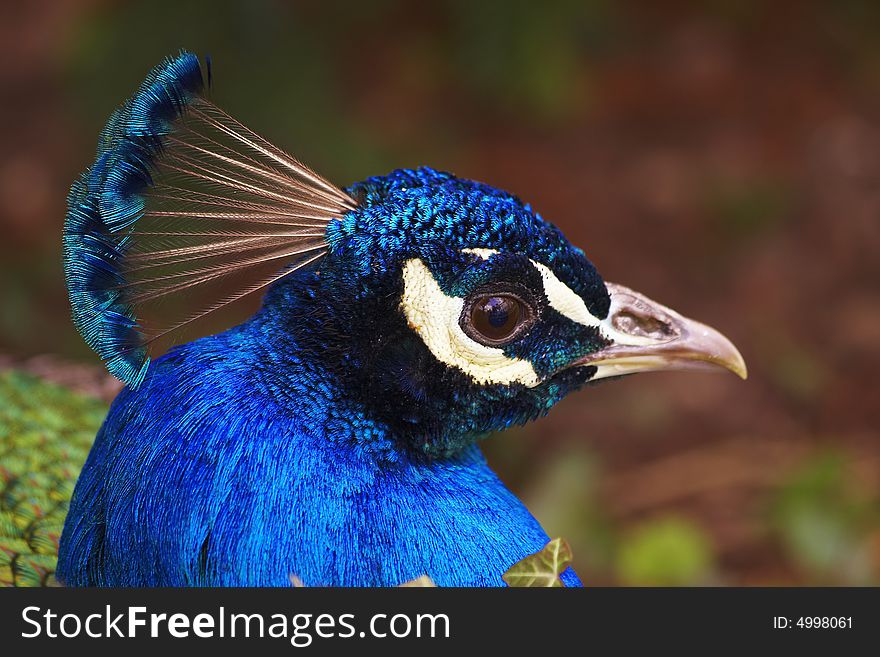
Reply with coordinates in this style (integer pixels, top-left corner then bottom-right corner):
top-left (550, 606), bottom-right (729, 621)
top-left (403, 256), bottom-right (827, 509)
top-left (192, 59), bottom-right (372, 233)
top-left (400, 258), bottom-right (540, 387)
top-left (462, 247), bottom-right (498, 260)
top-left (463, 247), bottom-right (657, 347)
top-left (528, 260), bottom-right (601, 328)
top-left (464, 247), bottom-right (602, 327)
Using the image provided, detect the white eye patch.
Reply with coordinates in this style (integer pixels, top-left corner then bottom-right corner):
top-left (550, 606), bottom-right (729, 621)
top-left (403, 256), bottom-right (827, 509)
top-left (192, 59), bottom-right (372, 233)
top-left (464, 248), bottom-right (656, 347)
top-left (400, 258), bottom-right (540, 387)
top-left (400, 248), bottom-right (650, 387)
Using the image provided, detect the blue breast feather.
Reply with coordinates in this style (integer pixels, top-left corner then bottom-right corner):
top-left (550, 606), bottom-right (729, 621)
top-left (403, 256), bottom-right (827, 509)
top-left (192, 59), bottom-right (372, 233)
top-left (57, 314), bottom-right (580, 587)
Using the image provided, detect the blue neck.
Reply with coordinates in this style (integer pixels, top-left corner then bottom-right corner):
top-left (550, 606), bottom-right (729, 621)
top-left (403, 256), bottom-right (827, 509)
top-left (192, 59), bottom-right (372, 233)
top-left (58, 319), bottom-right (581, 587)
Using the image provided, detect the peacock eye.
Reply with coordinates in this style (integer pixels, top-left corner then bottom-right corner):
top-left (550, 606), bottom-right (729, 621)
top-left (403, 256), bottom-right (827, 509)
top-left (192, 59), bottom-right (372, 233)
top-left (462, 293), bottom-right (533, 346)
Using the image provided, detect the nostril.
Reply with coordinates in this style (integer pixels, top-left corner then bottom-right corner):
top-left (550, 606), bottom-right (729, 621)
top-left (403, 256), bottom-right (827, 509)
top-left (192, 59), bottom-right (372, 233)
top-left (612, 310), bottom-right (676, 339)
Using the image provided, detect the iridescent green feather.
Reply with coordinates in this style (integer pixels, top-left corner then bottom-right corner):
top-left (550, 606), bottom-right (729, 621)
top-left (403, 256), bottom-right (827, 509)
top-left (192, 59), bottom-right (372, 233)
top-left (0, 371), bottom-right (104, 587)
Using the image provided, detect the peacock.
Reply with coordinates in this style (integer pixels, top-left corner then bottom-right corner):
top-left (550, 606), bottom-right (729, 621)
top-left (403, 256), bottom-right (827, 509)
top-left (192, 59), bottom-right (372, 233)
top-left (2, 51), bottom-right (746, 587)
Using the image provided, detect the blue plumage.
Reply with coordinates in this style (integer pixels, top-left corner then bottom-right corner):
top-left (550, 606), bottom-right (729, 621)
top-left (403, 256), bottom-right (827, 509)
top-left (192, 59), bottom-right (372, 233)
top-left (58, 322), bottom-right (580, 586)
top-left (58, 52), bottom-right (746, 587)
top-left (59, 168), bottom-right (593, 586)
top-left (63, 51), bottom-right (204, 387)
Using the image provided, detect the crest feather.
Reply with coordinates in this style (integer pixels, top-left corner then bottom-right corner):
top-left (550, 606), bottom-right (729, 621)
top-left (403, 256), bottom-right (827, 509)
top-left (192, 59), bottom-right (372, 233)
top-left (64, 51), bottom-right (356, 387)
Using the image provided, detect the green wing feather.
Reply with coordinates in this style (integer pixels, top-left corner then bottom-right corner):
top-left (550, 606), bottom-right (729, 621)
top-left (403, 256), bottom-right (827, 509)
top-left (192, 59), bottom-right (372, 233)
top-left (0, 370), bottom-right (103, 587)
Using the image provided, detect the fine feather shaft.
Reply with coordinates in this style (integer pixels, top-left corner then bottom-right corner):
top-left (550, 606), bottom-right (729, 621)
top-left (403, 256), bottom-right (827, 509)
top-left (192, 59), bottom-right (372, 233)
top-left (189, 103), bottom-right (356, 208)
top-left (63, 51), bottom-right (356, 387)
top-left (139, 248), bottom-right (328, 346)
top-left (124, 241), bottom-right (329, 294)
top-left (124, 234), bottom-right (325, 271)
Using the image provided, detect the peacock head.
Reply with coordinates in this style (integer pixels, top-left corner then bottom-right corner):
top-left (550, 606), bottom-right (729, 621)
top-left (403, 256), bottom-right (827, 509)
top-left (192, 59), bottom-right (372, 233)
top-left (254, 167), bottom-right (746, 456)
top-left (65, 52), bottom-right (746, 458)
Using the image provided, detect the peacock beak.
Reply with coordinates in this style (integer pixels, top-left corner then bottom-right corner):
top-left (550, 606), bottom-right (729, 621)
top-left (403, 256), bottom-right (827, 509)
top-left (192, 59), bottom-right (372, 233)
top-left (574, 282), bottom-right (748, 381)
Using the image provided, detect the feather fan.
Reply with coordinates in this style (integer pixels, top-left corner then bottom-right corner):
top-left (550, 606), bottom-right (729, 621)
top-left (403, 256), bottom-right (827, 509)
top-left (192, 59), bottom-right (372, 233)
top-left (63, 51), bottom-right (357, 387)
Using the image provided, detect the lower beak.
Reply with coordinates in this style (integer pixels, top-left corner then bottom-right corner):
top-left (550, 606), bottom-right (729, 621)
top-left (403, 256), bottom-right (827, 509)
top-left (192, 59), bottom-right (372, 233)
top-left (574, 283), bottom-right (748, 381)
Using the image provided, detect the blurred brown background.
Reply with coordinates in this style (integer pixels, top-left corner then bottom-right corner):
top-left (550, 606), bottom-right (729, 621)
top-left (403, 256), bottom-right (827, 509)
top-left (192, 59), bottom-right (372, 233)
top-left (1, 0), bottom-right (878, 584)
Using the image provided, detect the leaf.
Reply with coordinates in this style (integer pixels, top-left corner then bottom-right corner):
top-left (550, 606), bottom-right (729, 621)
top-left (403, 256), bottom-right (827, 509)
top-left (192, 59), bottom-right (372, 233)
top-left (399, 575), bottom-right (436, 587)
top-left (502, 537), bottom-right (573, 587)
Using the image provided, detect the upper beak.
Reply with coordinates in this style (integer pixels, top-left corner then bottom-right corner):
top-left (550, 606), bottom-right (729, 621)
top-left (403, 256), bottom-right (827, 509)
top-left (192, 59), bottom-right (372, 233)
top-left (574, 283), bottom-right (748, 381)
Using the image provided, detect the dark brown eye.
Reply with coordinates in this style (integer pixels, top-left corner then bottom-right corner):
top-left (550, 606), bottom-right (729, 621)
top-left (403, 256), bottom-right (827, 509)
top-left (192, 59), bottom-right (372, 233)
top-left (466, 294), bottom-right (528, 344)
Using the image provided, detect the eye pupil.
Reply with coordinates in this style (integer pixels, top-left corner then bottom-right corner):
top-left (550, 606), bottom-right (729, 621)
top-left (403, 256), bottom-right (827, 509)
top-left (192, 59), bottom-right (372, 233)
top-left (484, 297), bottom-right (511, 328)
top-left (470, 295), bottom-right (524, 342)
